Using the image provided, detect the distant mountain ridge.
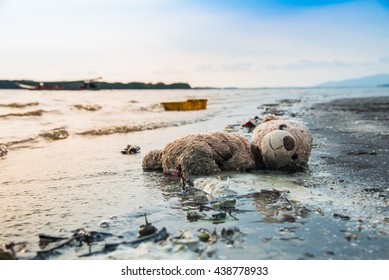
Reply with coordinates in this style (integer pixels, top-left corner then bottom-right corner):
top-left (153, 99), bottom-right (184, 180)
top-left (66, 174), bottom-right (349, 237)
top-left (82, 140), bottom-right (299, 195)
top-left (317, 74), bottom-right (389, 87)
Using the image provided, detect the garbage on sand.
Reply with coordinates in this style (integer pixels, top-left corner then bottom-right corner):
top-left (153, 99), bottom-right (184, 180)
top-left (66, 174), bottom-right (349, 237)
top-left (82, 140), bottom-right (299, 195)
top-left (121, 144), bottom-right (140, 154)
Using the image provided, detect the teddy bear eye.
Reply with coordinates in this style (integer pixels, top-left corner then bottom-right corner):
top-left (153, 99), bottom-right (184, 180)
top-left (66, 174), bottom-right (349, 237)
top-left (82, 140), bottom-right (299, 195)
top-left (291, 153), bottom-right (298, 160)
top-left (279, 124), bottom-right (287, 130)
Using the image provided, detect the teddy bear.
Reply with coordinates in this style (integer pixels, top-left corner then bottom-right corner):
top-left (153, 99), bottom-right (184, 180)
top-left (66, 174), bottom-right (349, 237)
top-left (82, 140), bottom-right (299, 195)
top-left (142, 114), bottom-right (312, 177)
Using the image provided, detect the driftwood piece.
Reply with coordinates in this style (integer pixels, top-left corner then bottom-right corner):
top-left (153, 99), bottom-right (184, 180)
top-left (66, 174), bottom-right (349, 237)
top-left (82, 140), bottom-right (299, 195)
top-left (79, 227), bottom-right (169, 257)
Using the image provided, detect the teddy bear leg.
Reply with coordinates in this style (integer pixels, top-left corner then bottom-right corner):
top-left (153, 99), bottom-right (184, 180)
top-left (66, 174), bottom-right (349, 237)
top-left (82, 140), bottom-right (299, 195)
top-left (142, 150), bottom-right (163, 171)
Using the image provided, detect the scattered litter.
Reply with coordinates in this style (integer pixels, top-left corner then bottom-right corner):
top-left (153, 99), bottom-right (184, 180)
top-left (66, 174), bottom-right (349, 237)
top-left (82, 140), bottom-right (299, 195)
top-left (223, 125), bottom-right (239, 133)
top-left (99, 220), bottom-right (110, 228)
top-left (212, 212), bottom-right (227, 220)
top-left (210, 199), bottom-right (236, 210)
top-left (221, 227), bottom-right (243, 245)
top-left (38, 234), bottom-right (67, 248)
top-left (102, 228), bottom-right (168, 256)
top-left (0, 242), bottom-right (27, 260)
top-left (344, 232), bottom-right (358, 241)
top-left (187, 211), bottom-right (206, 222)
top-left (0, 248), bottom-right (14, 260)
top-left (35, 228), bottom-right (114, 259)
top-left (138, 214), bottom-right (157, 237)
top-left (193, 177), bottom-right (238, 198)
top-left (121, 144), bottom-right (140, 154)
top-left (240, 116), bottom-right (260, 132)
top-left (332, 213), bottom-right (351, 221)
top-left (346, 150), bottom-right (377, 156)
top-left (197, 228), bottom-right (212, 242)
top-left (31, 215), bottom-right (169, 259)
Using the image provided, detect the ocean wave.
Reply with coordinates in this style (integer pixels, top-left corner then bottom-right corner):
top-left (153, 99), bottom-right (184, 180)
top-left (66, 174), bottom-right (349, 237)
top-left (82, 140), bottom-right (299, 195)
top-left (138, 103), bottom-right (164, 112)
top-left (0, 102), bottom-right (39, 108)
top-left (78, 118), bottom-right (209, 136)
top-left (0, 116), bottom-right (211, 155)
top-left (0, 110), bottom-right (46, 118)
top-left (78, 123), bottom-right (173, 136)
top-left (0, 144), bottom-right (7, 157)
top-left (39, 128), bottom-right (70, 141)
top-left (1, 137), bottom-right (39, 151)
top-left (72, 104), bottom-right (102, 111)
top-left (0, 128), bottom-right (69, 156)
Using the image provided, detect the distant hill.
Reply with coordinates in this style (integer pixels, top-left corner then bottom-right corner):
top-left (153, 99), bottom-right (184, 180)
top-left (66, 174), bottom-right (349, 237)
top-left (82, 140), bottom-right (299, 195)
top-left (0, 79), bottom-right (191, 90)
top-left (317, 74), bottom-right (389, 87)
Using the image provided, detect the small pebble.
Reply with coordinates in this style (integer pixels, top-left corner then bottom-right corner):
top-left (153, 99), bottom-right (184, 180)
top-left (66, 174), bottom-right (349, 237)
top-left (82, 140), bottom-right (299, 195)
top-left (99, 220), bottom-right (110, 228)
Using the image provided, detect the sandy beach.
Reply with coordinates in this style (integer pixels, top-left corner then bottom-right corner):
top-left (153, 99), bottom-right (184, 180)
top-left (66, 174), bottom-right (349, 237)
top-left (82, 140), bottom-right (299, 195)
top-left (1, 89), bottom-right (388, 260)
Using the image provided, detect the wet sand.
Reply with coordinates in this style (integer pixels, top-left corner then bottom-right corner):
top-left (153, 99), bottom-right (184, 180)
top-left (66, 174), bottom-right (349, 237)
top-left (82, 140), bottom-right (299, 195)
top-left (308, 96), bottom-right (389, 193)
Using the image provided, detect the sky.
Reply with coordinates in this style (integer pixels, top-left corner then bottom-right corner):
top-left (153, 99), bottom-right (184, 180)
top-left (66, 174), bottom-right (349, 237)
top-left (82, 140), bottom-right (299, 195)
top-left (0, 0), bottom-right (388, 87)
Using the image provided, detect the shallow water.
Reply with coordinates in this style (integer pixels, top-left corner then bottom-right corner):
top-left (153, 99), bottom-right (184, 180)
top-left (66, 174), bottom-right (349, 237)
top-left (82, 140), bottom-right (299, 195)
top-left (1, 88), bottom-right (388, 259)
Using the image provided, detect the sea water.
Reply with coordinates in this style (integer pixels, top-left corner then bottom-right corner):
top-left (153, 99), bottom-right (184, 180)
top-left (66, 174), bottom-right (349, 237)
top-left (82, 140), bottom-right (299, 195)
top-left (1, 88), bottom-right (388, 259)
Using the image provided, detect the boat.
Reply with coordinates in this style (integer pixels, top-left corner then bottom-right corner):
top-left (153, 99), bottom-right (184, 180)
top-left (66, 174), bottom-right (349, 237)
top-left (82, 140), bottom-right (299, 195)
top-left (15, 77), bottom-right (102, 90)
top-left (160, 99), bottom-right (207, 111)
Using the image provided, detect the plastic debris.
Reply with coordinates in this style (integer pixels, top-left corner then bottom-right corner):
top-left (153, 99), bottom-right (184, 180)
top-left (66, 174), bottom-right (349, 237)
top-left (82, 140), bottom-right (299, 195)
top-left (138, 214), bottom-right (157, 237)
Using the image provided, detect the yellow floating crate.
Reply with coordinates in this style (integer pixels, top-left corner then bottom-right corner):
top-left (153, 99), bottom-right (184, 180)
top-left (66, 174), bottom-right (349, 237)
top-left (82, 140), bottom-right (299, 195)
top-left (161, 99), bottom-right (207, 111)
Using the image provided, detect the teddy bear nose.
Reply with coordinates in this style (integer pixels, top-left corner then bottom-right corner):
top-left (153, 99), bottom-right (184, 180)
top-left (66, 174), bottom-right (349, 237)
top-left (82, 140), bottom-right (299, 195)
top-left (283, 136), bottom-right (295, 151)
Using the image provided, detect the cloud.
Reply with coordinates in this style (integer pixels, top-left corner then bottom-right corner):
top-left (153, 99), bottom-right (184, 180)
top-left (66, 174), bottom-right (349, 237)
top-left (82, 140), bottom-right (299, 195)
top-left (220, 63), bottom-right (254, 72)
top-left (378, 57), bottom-right (389, 64)
top-left (265, 59), bottom-right (352, 70)
top-left (194, 65), bottom-right (213, 72)
top-left (194, 63), bottom-right (254, 73)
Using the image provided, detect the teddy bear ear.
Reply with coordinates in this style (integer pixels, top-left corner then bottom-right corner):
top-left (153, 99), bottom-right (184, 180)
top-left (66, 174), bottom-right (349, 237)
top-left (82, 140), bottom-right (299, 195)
top-left (263, 113), bottom-right (284, 123)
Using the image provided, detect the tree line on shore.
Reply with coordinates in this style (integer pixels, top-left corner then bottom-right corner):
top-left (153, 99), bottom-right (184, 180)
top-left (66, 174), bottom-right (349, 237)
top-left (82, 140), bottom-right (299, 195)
top-left (0, 80), bottom-right (191, 90)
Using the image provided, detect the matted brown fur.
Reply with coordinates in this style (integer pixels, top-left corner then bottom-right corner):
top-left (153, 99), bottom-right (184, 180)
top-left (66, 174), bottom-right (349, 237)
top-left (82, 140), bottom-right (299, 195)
top-left (142, 150), bottom-right (162, 171)
top-left (142, 131), bottom-right (255, 177)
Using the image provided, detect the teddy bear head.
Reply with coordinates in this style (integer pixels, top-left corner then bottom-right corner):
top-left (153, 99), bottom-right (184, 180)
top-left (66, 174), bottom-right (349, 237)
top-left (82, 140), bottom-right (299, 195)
top-left (251, 114), bottom-right (313, 171)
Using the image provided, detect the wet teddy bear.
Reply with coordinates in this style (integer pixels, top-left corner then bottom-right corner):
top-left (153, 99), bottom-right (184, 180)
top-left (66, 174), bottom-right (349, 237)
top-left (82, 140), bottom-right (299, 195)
top-left (142, 114), bottom-right (312, 176)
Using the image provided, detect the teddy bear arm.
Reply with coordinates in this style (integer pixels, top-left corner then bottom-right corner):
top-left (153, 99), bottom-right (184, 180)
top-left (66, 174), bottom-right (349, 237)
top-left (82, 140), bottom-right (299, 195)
top-left (203, 133), bottom-right (234, 163)
top-left (222, 136), bottom-right (256, 171)
top-left (222, 153), bottom-right (256, 171)
top-left (178, 144), bottom-right (221, 177)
